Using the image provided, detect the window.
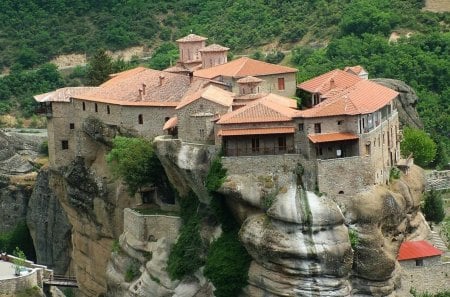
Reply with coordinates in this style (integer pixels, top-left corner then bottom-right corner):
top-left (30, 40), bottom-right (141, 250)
top-left (61, 140), bottom-right (69, 150)
top-left (107, 105), bottom-right (110, 114)
top-left (298, 123), bottom-right (304, 131)
top-left (252, 137), bottom-right (260, 152)
top-left (316, 147), bottom-right (323, 156)
top-left (365, 143), bottom-right (371, 155)
top-left (69, 123), bottom-right (75, 130)
top-left (337, 120), bottom-right (343, 125)
top-left (82, 102), bottom-right (86, 111)
top-left (199, 129), bottom-right (205, 138)
top-left (278, 136), bottom-right (286, 151)
top-left (415, 259), bottom-right (424, 267)
top-left (94, 103), bottom-right (98, 112)
top-left (138, 114), bottom-right (143, 124)
top-left (314, 123), bottom-right (321, 133)
top-left (277, 78), bottom-right (285, 91)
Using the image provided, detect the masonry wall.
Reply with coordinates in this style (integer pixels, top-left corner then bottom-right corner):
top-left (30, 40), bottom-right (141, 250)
top-left (178, 98), bottom-right (230, 144)
top-left (201, 51), bottom-right (227, 68)
top-left (229, 73), bottom-right (297, 97)
top-left (123, 208), bottom-right (181, 243)
top-left (0, 269), bottom-right (40, 296)
top-left (179, 41), bottom-right (205, 62)
top-left (399, 256), bottom-right (442, 269)
top-left (317, 156), bottom-right (375, 197)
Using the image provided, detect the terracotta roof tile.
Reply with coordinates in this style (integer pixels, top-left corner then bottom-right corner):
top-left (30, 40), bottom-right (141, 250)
top-left (298, 79), bottom-right (398, 117)
top-left (219, 126), bottom-right (295, 136)
top-left (194, 57), bottom-right (297, 79)
top-left (163, 116), bottom-right (178, 130)
top-left (236, 76), bottom-right (264, 84)
top-left (74, 67), bottom-right (209, 107)
top-left (34, 87), bottom-right (98, 103)
top-left (176, 34), bottom-right (208, 43)
top-left (397, 240), bottom-right (443, 261)
top-left (199, 44), bottom-right (229, 52)
top-left (308, 133), bottom-right (359, 143)
top-left (344, 65), bottom-right (367, 76)
top-left (298, 69), bottom-right (361, 94)
top-left (217, 95), bottom-right (297, 124)
top-left (176, 85), bottom-right (234, 110)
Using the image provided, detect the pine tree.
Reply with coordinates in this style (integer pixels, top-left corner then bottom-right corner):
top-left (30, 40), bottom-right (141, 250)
top-left (422, 189), bottom-right (445, 224)
top-left (87, 49), bottom-right (113, 86)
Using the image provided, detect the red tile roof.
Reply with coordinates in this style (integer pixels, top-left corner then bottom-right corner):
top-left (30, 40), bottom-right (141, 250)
top-left (217, 94), bottom-right (297, 124)
top-left (194, 57), bottom-right (297, 79)
top-left (163, 116), bottom-right (178, 130)
top-left (219, 126), bottom-right (295, 136)
top-left (74, 67), bottom-right (209, 107)
top-left (344, 65), bottom-right (367, 76)
top-left (34, 87), bottom-right (98, 103)
top-left (176, 85), bottom-right (234, 110)
top-left (308, 133), bottom-right (359, 143)
top-left (397, 240), bottom-right (443, 261)
top-left (298, 69), bottom-right (361, 94)
top-left (176, 34), bottom-right (208, 43)
top-left (298, 79), bottom-right (398, 117)
top-left (236, 76), bottom-right (263, 84)
top-left (199, 44), bottom-right (229, 52)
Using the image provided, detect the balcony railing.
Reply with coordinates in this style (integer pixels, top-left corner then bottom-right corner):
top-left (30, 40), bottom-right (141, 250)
top-left (224, 146), bottom-right (299, 157)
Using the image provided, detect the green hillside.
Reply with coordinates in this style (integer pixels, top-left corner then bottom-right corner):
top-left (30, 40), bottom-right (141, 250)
top-left (0, 0), bottom-right (449, 167)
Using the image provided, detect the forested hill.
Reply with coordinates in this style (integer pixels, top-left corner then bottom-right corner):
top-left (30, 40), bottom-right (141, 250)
top-left (0, 0), bottom-right (449, 168)
top-left (0, 0), bottom-right (441, 69)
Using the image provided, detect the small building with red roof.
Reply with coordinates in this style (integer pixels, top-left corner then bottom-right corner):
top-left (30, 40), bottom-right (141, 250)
top-left (397, 240), bottom-right (443, 268)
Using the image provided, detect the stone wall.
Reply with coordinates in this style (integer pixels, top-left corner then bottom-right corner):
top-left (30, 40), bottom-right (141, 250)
top-left (317, 156), bottom-right (374, 197)
top-left (399, 262), bottom-right (450, 295)
top-left (399, 256), bottom-right (441, 269)
top-left (426, 170), bottom-right (450, 191)
top-left (123, 208), bottom-right (181, 243)
top-left (229, 72), bottom-right (297, 97)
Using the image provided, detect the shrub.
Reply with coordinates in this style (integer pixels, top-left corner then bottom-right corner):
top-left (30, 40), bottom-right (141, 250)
top-left (401, 127), bottom-right (437, 168)
top-left (124, 259), bottom-right (140, 282)
top-left (389, 166), bottom-right (401, 181)
top-left (205, 157), bottom-right (227, 193)
top-left (204, 232), bottom-right (251, 297)
top-left (422, 190), bottom-right (445, 224)
top-left (111, 240), bottom-right (120, 253)
top-left (39, 141), bottom-right (49, 156)
top-left (348, 228), bottom-right (359, 250)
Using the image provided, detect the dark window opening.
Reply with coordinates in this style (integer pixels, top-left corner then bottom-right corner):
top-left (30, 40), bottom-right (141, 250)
top-left (141, 191), bottom-right (152, 204)
top-left (337, 120), bottom-right (343, 125)
top-left (82, 102), bottom-right (86, 111)
top-left (165, 117), bottom-right (170, 122)
top-left (252, 137), bottom-right (260, 152)
top-left (314, 123), bottom-right (321, 133)
top-left (199, 128), bottom-right (205, 138)
top-left (298, 123), bottom-right (304, 131)
top-left (107, 105), bottom-right (110, 114)
top-left (415, 259), bottom-right (424, 266)
top-left (69, 123), bottom-right (75, 129)
top-left (278, 136), bottom-right (286, 151)
top-left (138, 114), bottom-right (143, 124)
top-left (61, 140), bottom-right (69, 150)
top-left (95, 103), bottom-right (98, 112)
top-left (338, 191), bottom-right (344, 194)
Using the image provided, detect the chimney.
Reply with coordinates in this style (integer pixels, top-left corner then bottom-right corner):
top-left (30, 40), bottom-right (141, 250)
top-left (159, 74), bottom-right (165, 86)
top-left (142, 83), bottom-right (146, 95)
top-left (138, 89), bottom-right (143, 100)
top-left (329, 78), bottom-right (335, 90)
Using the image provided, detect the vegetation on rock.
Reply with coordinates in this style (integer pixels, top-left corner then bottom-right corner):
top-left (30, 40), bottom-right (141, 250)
top-left (205, 156), bottom-right (227, 193)
top-left (422, 189), bottom-right (446, 224)
top-left (106, 136), bottom-right (164, 195)
top-left (401, 127), bottom-right (437, 167)
top-left (0, 221), bottom-right (36, 261)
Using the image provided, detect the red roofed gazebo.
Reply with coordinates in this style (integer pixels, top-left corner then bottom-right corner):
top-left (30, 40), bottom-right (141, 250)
top-left (397, 240), bottom-right (443, 268)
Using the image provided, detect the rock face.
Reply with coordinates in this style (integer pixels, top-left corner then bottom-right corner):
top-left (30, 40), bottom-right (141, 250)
top-left (27, 168), bottom-right (72, 274)
top-left (371, 79), bottom-right (424, 129)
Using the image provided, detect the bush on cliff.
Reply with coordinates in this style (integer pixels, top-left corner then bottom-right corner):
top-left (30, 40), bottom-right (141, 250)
top-left (205, 156), bottom-right (227, 193)
top-left (106, 136), bottom-right (163, 195)
top-left (422, 189), bottom-right (445, 224)
top-left (401, 127), bottom-right (437, 168)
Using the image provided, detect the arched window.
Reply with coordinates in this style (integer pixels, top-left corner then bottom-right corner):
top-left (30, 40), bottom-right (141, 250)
top-left (82, 102), bottom-right (86, 111)
top-left (138, 114), bottom-right (143, 124)
top-left (107, 105), bottom-right (110, 114)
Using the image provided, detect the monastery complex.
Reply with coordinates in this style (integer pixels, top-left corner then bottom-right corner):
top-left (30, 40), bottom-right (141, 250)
top-left (35, 34), bottom-right (402, 199)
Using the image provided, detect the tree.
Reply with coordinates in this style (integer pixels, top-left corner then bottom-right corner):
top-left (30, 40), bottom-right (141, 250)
top-left (148, 42), bottom-right (179, 70)
top-left (106, 136), bottom-right (163, 195)
top-left (401, 127), bottom-right (437, 167)
top-left (422, 189), bottom-right (445, 224)
top-left (87, 49), bottom-right (113, 86)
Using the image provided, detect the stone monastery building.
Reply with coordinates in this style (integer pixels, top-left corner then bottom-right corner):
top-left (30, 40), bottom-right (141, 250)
top-left (35, 34), bottom-right (401, 198)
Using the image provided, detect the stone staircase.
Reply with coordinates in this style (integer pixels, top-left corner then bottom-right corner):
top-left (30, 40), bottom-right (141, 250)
top-left (430, 231), bottom-right (449, 259)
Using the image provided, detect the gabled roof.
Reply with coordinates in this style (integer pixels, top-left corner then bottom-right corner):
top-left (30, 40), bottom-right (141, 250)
top-left (74, 67), bottom-right (209, 107)
top-left (298, 79), bottom-right (398, 117)
top-left (199, 44), bottom-right (229, 52)
top-left (236, 76), bottom-right (263, 84)
top-left (176, 85), bottom-right (234, 110)
top-left (176, 34), bottom-right (207, 43)
top-left (194, 57), bottom-right (297, 79)
top-left (397, 240), bottom-right (443, 261)
top-left (308, 133), bottom-right (359, 143)
top-left (298, 69), bottom-right (361, 94)
top-left (163, 116), bottom-right (178, 130)
top-left (217, 95), bottom-right (297, 124)
top-left (344, 65), bottom-right (368, 76)
top-left (34, 87), bottom-right (98, 103)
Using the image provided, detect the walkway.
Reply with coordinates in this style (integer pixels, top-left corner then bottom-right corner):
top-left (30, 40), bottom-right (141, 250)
top-left (43, 275), bottom-right (78, 288)
top-left (0, 260), bottom-right (15, 280)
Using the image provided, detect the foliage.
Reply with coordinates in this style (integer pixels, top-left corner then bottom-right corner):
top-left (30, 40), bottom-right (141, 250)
top-left (264, 51), bottom-right (285, 64)
top-left (148, 43), bottom-right (179, 70)
top-left (401, 127), bottom-right (437, 168)
top-left (167, 191), bottom-right (204, 280)
top-left (389, 167), bottom-right (401, 181)
top-left (13, 246), bottom-right (27, 268)
top-left (204, 232), bottom-right (251, 297)
top-left (411, 288), bottom-right (450, 297)
top-left (86, 49), bottom-right (113, 86)
top-left (209, 192), bottom-right (239, 233)
top-left (106, 136), bottom-right (163, 195)
top-left (0, 221), bottom-right (36, 261)
top-left (205, 156), bottom-right (227, 193)
top-left (124, 259), bottom-right (140, 282)
top-left (422, 190), bottom-right (445, 224)
top-left (16, 286), bottom-right (42, 297)
top-left (111, 240), bottom-right (120, 253)
top-left (39, 141), bottom-right (49, 156)
top-left (348, 228), bottom-right (359, 250)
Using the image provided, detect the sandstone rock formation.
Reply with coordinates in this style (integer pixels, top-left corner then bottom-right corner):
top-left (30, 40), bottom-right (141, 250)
top-left (371, 78), bottom-right (424, 129)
